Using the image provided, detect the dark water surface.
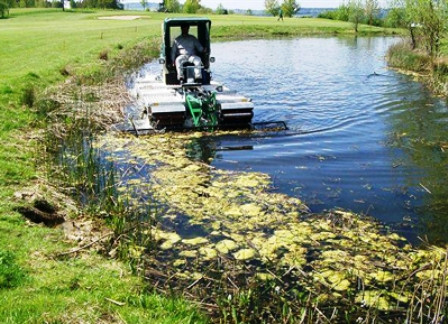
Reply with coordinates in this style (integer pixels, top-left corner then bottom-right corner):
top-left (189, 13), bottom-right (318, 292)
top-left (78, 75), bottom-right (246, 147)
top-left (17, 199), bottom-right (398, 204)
top-left (189, 37), bottom-right (448, 245)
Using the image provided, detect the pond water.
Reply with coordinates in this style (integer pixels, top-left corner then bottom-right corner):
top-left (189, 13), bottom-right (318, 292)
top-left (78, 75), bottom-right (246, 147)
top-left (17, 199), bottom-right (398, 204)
top-left (184, 37), bottom-right (448, 245)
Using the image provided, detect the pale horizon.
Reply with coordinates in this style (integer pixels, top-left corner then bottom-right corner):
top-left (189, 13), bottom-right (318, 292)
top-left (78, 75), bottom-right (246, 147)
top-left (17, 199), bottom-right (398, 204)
top-left (119, 0), bottom-right (390, 10)
top-left (196, 0), bottom-right (389, 10)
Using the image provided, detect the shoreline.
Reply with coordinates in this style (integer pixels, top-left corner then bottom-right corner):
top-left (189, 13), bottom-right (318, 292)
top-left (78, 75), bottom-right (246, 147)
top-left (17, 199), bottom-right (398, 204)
top-left (1, 10), bottom-right (446, 322)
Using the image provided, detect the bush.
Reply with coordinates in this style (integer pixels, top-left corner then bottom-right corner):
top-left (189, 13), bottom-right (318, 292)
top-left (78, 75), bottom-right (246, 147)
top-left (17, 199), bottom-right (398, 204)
top-left (52, 0), bottom-right (62, 8)
top-left (197, 7), bottom-right (212, 14)
top-left (318, 10), bottom-right (338, 20)
top-left (182, 0), bottom-right (200, 13)
top-left (387, 41), bottom-right (431, 72)
top-left (318, 5), bottom-right (350, 21)
top-left (21, 85), bottom-right (36, 107)
top-left (335, 3), bottom-right (350, 21)
top-left (0, 250), bottom-right (27, 288)
top-left (384, 7), bottom-right (406, 28)
top-left (80, 0), bottom-right (121, 9)
top-left (215, 3), bottom-right (227, 14)
top-left (0, 1), bottom-right (9, 18)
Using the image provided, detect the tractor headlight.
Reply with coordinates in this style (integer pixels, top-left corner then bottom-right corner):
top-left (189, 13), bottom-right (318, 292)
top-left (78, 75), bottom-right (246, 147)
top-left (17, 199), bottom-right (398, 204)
top-left (158, 58), bottom-right (166, 64)
top-left (210, 57), bottom-right (216, 63)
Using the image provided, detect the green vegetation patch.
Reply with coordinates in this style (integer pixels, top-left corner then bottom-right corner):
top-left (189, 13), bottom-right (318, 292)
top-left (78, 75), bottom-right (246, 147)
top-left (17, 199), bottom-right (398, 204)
top-left (387, 42), bottom-right (431, 73)
top-left (0, 250), bottom-right (27, 288)
top-left (90, 131), bottom-right (448, 321)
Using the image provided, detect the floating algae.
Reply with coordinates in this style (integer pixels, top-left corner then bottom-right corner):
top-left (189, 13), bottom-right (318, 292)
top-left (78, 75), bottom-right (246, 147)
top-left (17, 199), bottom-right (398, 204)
top-left (215, 239), bottom-right (238, 254)
top-left (93, 132), bottom-right (448, 316)
top-left (233, 248), bottom-right (257, 261)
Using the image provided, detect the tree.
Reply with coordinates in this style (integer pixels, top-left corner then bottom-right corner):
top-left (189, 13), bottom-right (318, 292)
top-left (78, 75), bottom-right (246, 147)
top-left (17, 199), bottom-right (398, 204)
top-left (164, 0), bottom-right (180, 12)
top-left (364, 0), bottom-right (379, 25)
top-left (140, 0), bottom-right (147, 10)
top-left (348, 0), bottom-right (365, 32)
top-left (281, 0), bottom-right (299, 17)
top-left (246, 9), bottom-right (253, 15)
top-left (3, 0), bottom-right (14, 7)
top-left (216, 3), bottom-right (228, 14)
top-left (404, 0), bottom-right (448, 60)
top-left (0, 1), bottom-right (9, 18)
top-left (384, 2), bottom-right (406, 28)
top-left (336, 2), bottom-right (350, 21)
top-left (265, 0), bottom-right (279, 16)
top-left (80, 0), bottom-right (120, 9)
top-left (183, 0), bottom-right (200, 13)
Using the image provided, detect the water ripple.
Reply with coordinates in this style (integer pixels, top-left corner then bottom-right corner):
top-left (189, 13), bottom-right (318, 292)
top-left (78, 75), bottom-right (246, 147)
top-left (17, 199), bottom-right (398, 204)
top-left (208, 37), bottom-right (448, 244)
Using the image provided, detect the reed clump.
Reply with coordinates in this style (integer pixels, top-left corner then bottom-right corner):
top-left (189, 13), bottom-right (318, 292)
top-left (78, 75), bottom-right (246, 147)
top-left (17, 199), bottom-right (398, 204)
top-left (387, 41), bottom-right (431, 73)
top-left (34, 38), bottom-right (164, 277)
top-left (387, 41), bottom-right (448, 96)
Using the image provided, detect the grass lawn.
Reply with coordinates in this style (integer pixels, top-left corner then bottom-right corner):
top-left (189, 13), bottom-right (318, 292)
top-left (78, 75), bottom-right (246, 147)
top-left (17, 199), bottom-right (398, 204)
top-left (0, 9), bottom-right (402, 322)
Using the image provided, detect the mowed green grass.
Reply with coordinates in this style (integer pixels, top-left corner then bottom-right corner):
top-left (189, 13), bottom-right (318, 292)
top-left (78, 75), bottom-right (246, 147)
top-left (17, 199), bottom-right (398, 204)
top-left (0, 9), bottom-right (400, 323)
top-left (0, 9), bottom-right (398, 82)
top-left (0, 9), bottom-right (160, 81)
top-left (0, 9), bottom-right (207, 323)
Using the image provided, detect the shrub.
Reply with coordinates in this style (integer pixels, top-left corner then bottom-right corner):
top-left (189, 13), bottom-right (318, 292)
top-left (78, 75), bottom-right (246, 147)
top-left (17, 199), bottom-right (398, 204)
top-left (387, 41), bottom-right (430, 72)
top-left (0, 85), bottom-right (13, 94)
top-left (335, 3), bottom-right (350, 21)
top-left (21, 85), bottom-right (36, 107)
top-left (384, 7), bottom-right (406, 28)
top-left (197, 7), bottom-right (212, 14)
top-left (0, 1), bottom-right (9, 18)
top-left (318, 10), bottom-right (338, 20)
top-left (182, 0), bottom-right (200, 13)
top-left (80, 0), bottom-right (121, 9)
top-left (0, 250), bottom-right (27, 288)
top-left (318, 5), bottom-right (350, 22)
top-left (215, 3), bottom-right (227, 14)
top-left (52, 0), bottom-right (62, 8)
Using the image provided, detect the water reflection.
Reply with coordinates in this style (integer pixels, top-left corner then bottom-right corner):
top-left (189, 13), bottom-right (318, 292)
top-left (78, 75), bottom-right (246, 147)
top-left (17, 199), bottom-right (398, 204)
top-left (186, 136), bottom-right (253, 163)
top-left (384, 87), bottom-right (448, 244)
top-left (204, 37), bottom-right (448, 245)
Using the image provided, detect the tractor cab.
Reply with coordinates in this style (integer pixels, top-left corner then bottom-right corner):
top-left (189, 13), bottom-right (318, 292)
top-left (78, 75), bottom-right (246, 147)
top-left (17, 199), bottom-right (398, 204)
top-left (114, 18), bottom-right (288, 133)
top-left (117, 17), bottom-right (269, 133)
top-left (159, 18), bottom-right (213, 85)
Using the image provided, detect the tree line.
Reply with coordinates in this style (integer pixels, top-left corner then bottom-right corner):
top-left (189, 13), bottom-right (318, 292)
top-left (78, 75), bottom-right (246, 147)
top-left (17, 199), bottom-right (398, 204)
top-left (319, 0), bottom-right (447, 60)
top-left (157, 0), bottom-right (231, 14)
top-left (0, 0), bottom-right (121, 10)
top-left (264, 0), bottom-right (300, 18)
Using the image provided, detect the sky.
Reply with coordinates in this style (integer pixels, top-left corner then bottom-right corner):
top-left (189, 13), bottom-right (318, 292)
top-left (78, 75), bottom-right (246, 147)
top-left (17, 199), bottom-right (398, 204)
top-left (197, 0), bottom-right (388, 10)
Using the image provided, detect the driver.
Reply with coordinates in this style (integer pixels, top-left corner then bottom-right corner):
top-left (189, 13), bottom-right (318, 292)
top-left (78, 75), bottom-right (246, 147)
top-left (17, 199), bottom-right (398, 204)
top-left (171, 24), bottom-right (206, 82)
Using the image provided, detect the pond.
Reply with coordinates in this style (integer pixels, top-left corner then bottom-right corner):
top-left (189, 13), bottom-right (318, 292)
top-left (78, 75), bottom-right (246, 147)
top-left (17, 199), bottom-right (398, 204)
top-left (188, 37), bottom-right (448, 245)
top-left (64, 36), bottom-right (448, 320)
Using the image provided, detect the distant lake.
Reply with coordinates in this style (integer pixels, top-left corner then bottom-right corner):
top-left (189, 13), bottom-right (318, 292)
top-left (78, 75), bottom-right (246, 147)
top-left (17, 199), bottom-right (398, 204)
top-left (120, 4), bottom-right (336, 17)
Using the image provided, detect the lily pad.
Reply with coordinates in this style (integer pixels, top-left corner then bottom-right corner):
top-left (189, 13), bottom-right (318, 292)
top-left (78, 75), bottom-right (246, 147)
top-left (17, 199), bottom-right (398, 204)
top-left (215, 239), bottom-right (239, 254)
top-left (182, 237), bottom-right (208, 246)
top-left (233, 248), bottom-right (257, 260)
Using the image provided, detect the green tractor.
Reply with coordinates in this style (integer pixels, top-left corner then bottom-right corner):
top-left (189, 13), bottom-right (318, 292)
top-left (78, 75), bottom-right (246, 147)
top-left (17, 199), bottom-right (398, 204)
top-left (131, 18), bottom-right (255, 132)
